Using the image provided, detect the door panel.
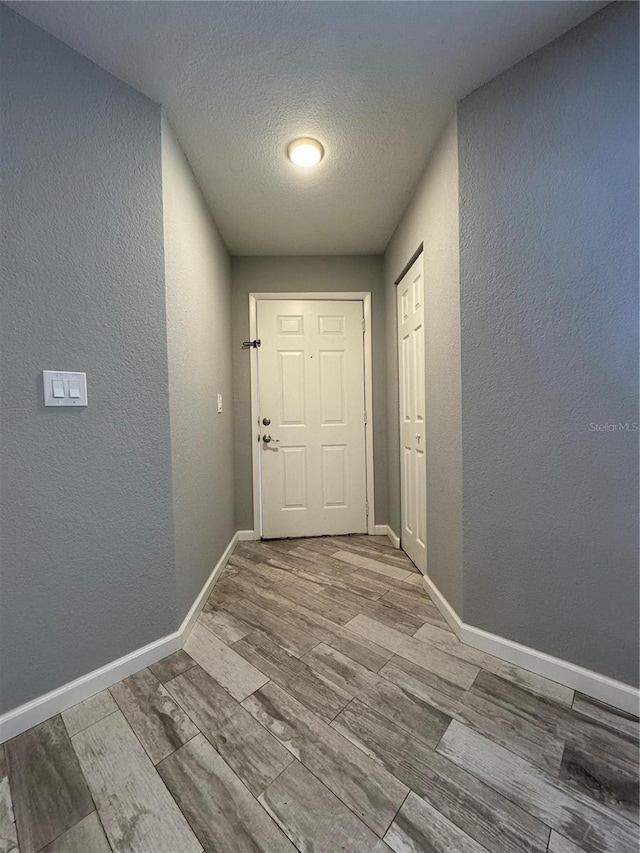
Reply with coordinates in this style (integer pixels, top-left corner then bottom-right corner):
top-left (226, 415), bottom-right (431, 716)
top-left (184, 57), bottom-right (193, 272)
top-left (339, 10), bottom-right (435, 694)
top-left (319, 350), bottom-right (346, 424)
top-left (280, 446), bottom-right (307, 509)
top-left (321, 444), bottom-right (348, 508)
top-left (279, 351), bottom-right (306, 424)
top-left (397, 256), bottom-right (427, 572)
top-left (258, 299), bottom-right (367, 538)
top-left (402, 445), bottom-right (413, 535)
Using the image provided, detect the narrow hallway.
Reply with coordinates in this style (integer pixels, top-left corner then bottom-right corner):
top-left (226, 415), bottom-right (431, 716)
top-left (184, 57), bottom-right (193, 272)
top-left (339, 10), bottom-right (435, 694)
top-left (3, 536), bottom-right (637, 852)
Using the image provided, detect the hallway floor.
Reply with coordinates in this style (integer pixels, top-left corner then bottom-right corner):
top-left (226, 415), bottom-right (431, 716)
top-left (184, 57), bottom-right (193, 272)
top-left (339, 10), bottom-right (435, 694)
top-left (2, 535), bottom-right (638, 852)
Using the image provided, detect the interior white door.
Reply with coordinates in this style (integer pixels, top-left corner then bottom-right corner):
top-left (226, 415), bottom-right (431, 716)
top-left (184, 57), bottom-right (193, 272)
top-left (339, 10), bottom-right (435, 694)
top-left (257, 299), bottom-right (368, 539)
top-left (397, 256), bottom-right (427, 572)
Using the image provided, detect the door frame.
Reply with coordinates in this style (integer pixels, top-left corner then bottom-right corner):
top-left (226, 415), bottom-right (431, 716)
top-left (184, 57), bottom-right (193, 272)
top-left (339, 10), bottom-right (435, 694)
top-left (249, 291), bottom-right (376, 540)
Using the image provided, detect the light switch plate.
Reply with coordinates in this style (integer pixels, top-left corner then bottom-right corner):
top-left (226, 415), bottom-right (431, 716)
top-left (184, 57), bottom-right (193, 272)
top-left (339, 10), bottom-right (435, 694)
top-left (43, 370), bottom-right (88, 407)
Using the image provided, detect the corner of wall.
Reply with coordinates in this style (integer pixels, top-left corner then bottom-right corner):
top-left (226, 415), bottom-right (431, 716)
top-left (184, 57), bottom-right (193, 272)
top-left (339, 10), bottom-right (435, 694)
top-left (383, 109), bottom-right (464, 616)
top-left (161, 117), bottom-right (236, 623)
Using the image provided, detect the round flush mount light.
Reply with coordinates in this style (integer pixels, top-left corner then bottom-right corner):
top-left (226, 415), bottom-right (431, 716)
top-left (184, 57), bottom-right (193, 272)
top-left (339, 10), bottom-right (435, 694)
top-left (287, 137), bottom-right (324, 168)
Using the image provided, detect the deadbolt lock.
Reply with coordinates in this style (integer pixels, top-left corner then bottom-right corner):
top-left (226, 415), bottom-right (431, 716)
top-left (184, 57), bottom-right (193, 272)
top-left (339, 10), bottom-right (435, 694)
top-left (262, 417), bottom-right (271, 426)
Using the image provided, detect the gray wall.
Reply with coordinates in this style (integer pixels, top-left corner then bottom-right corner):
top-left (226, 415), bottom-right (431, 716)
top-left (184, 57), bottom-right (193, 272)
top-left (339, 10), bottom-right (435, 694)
top-left (231, 256), bottom-right (387, 530)
top-left (384, 114), bottom-right (463, 613)
top-left (0, 7), bottom-right (176, 712)
top-left (458, 1), bottom-right (639, 684)
top-left (161, 116), bottom-right (236, 619)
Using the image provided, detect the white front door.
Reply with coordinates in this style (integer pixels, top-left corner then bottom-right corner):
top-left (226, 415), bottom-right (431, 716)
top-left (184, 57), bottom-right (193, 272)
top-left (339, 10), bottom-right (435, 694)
top-left (397, 256), bottom-right (427, 572)
top-left (257, 299), bottom-right (368, 539)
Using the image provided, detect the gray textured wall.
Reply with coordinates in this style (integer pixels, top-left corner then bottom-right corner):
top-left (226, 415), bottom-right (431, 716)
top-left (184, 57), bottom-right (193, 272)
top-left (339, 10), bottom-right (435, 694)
top-left (384, 114), bottom-right (463, 613)
top-left (231, 256), bottom-right (387, 530)
top-left (458, 2), bottom-right (639, 684)
top-left (161, 116), bottom-right (236, 619)
top-left (0, 7), bottom-right (176, 713)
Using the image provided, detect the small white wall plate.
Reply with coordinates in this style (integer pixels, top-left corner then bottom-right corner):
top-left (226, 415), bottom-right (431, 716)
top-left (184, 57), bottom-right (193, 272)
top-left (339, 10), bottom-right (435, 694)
top-left (43, 370), bottom-right (88, 407)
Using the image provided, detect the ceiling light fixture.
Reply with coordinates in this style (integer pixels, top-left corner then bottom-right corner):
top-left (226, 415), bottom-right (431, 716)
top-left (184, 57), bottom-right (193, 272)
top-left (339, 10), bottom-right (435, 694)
top-left (287, 137), bottom-right (324, 168)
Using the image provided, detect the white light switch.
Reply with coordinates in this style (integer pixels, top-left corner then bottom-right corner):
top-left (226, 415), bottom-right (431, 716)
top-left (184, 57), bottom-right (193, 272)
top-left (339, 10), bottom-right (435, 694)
top-left (217, 393), bottom-right (223, 414)
top-left (43, 370), bottom-right (88, 407)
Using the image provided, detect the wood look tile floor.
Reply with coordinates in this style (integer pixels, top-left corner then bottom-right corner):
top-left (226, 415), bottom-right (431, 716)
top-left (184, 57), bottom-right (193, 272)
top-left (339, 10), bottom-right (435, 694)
top-left (2, 535), bottom-right (638, 853)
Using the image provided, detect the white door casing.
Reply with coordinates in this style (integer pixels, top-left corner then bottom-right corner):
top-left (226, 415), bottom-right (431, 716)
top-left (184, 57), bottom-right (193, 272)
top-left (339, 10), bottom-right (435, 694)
top-left (397, 255), bottom-right (427, 572)
top-left (253, 297), bottom-right (371, 539)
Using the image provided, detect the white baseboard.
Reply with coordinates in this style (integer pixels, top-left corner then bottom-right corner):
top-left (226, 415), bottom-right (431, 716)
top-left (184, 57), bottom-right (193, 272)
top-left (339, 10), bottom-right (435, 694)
top-left (0, 633), bottom-right (183, 744)
top-left (0, 530), bottom-right (240, 744)
top-left (462, 622), bottom-right (640, 717)
top-left (237, 529), bottom-right (258, 541)
top-left (373, 524), bottom-right (400, 549)
top-left (178, 531), bottom-right (239, 641)
top-left (422, 574), bottom-right (462, 635)
top-left (422, 575), bottom-right (639, 717)
top-left (386, 526), bottom-right (400, 549)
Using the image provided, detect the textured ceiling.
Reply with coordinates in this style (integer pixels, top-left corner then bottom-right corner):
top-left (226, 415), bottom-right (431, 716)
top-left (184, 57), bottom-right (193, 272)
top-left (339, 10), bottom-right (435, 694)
top-left (8, 1), bottom-right (606, 255)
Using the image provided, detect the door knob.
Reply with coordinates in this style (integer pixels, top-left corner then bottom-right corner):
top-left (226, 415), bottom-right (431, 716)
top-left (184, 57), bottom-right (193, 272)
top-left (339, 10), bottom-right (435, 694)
top-left (416, 433), bottom-right (421, 442)
top-left (262, 434), bottom-right (279, 444)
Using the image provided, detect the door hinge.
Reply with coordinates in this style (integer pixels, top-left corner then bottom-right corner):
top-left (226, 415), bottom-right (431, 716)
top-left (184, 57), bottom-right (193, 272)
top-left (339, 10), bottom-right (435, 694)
top-left (365, 501), bottom-right (370, 517)
top-left (364, 410), bottom-right (368, 425)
